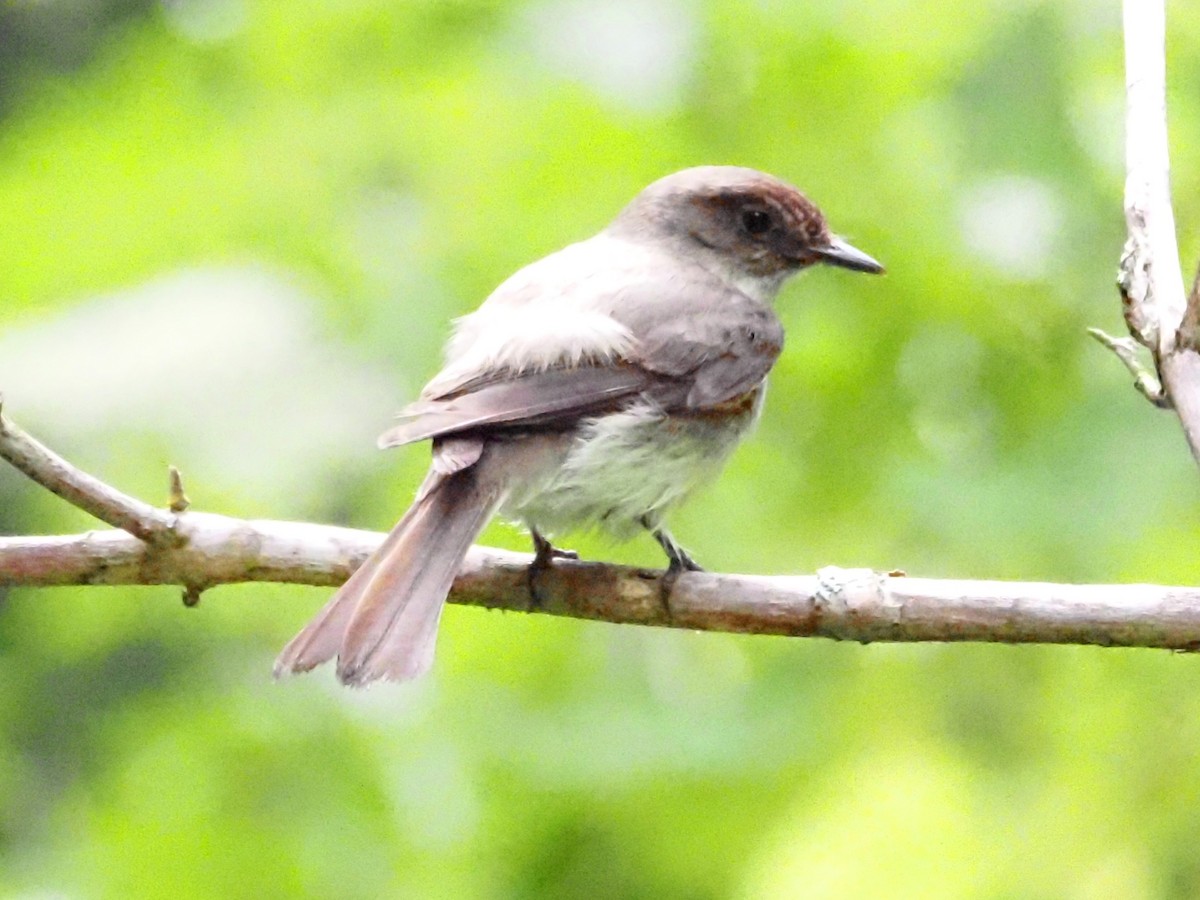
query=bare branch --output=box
[2,523,1200,651]
[0,515,368,589]
[1110,0,1200,463]
[0,400,177,544]
[1087,327,1170,407]
[1120,0,1185,353]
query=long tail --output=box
[274,464,500,685]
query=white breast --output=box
[501,389,766,539]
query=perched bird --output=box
[276,166,883,685]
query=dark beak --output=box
[815,236,885,274]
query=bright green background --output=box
[3,1,1200,897]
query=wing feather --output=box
[377,365,682,448]
[379,279,785,450]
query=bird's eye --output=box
[741,209,773,235]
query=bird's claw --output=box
[527,530,578,610]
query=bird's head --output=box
[610,166,883,292]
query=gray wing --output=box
[377,365,686,448]
[627,296,783,407]
[379,289,783,449]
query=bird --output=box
[275,165,883,685]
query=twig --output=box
[2,524,1200,651]
[0,398,177,544]
[1120,0,1185,352]
[1087,327,1170,407]
[0,516,369,589]
[168,465,191,514]
[1105,0,1200,464]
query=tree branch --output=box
[2,522,1199,649]
[2,406,1200,652]
[1099,0,1200,462]
[0,398,177,545]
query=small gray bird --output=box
[276,166,883,685]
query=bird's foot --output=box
[658,550,704,617]
[527,529,578,610]
[641,517,704,619]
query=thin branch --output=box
[1109,0,1200,463]
[2,523,1200,651]
[0,399,177,544]
[0,516,368,589]
[1087,327,1170,407]
[1120,0,1185,353]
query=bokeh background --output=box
[3,0,1200,896]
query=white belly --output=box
[500,388,765,539]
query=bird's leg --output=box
[641,515,704,616]
[527,528,578,610]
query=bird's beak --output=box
[814,236,885,274]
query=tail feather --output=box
[337,469,499,684]
[272,513,418,677]
[274,465,499,685]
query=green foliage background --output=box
[3,1,1200,896]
